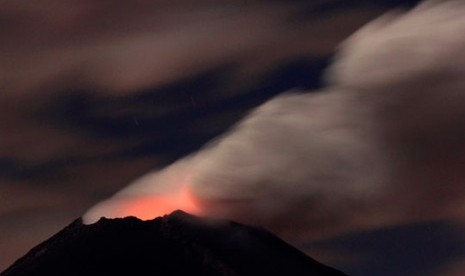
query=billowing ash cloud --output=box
[84,1,465,242]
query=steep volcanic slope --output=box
[1,211,346,276]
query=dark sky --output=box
[3,1,465,275]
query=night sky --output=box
[2,1,464,275]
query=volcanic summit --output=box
[2,211,346,276]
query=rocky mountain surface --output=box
[1,211,346,276]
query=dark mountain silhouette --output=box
[1,210,346,276]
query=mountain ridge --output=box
[2,210,346,276]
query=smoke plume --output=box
[84,1,465,242]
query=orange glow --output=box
[119,185,202,220]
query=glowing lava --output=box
[117,185,202,220]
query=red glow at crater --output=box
[118,185,202,220]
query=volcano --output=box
[2,211,346,276]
